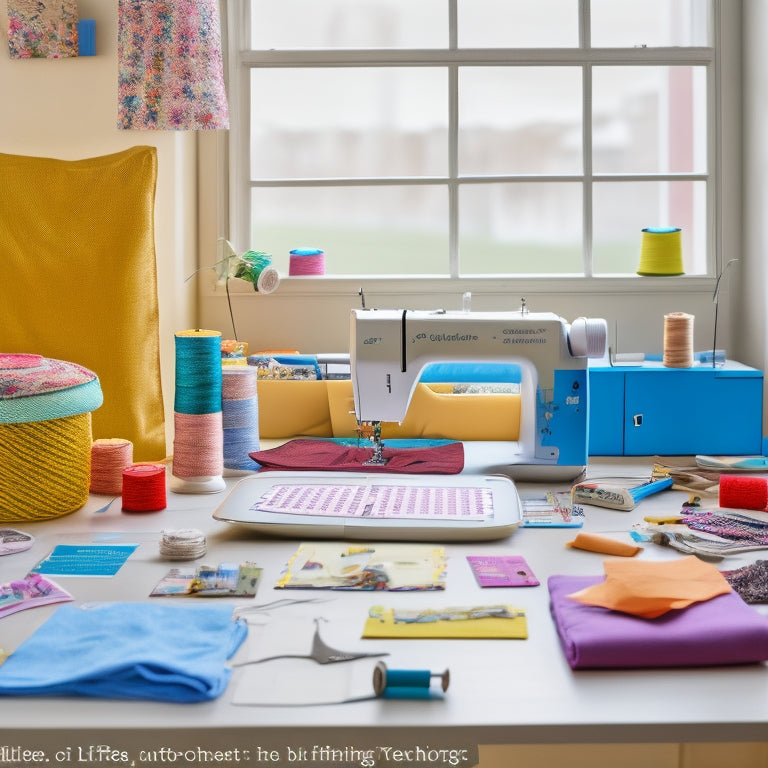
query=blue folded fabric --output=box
[0,602,247,703]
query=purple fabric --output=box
[548,574,768,670]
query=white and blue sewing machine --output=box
[350,306,608,482]
[213,305,607,541]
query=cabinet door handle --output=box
[633,414,643,427]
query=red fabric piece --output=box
[249,439,464,475]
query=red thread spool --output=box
[719,474,768,511]
[122,463,167,513]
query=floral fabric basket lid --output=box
[0,353,103,423]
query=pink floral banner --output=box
[7,0,78,59]
[117,0,229,131]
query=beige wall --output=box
[2,1,765,434]
[0,0,198,450]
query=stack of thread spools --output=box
[171,329,225,494]
[222,365,260,473]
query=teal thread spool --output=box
[174,330,223,415]
[373,661,449,699]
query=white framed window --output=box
[224,0,733,288]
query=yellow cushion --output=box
[0,146,165,461]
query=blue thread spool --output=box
[221,367,260,473]
[373,661,449,700]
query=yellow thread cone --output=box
[637,227,684,276]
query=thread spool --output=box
[373,661,449,700]
[719,474,768,511]
[637,227,684,276]
[222,366,260,474]
[289,248,325,276]
[122,463,167,512]
[233,251,280,294]
[663,312,694,368]
[90,438,134,495]
[159,528,207,560]
[171,330,226,494]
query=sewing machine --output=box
[350,307,608,481]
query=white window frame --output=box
[220,0,740,299]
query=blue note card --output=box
[30,544,138,577]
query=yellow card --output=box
[363,605,528,639]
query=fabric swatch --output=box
[117,0,228,130]
[7,0,78,59]
[0,602,246,702]
[250,438,464,475]
[549,573,768,669]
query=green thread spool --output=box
[637,227,684,276]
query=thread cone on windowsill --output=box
[638,227,684,276]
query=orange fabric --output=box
[566,532,642,557]
[567,556,733,619]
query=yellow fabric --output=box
[567,556,733,619]
[326,380,521,440]
[255,379,522,440]
[0,147,165,460]
[256,380,333,438]
[0,413,91,522]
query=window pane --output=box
[250,68,448,180]
[592,180,706,275]
[459,67,582,175]
[591,0,711,47]
[592,66,707,174]
[459,182,583,275]
[458,0,579,48]
[249,0,447,49]
[251,186,449,276]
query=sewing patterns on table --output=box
[251,483,493,521]
[363,604,528,639]
[29,544,138,577]
[150,562,262,598]
[276,542,446,591]
[0,573,73,618]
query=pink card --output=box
[467,555,539,587]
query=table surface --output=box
[2,452,768,759]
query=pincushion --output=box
[0,353,103,522]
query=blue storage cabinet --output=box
[588,361,764,456]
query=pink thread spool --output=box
[90,438,133,495]
[289,248,325,276]
[719,474,768,511]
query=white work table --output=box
[1,456,767,766]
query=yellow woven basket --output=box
[0,413,93,522]
[0,354,103,523]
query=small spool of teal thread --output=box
[373,661,449,700]
[233,250,280,293]
[174,330,223,415]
